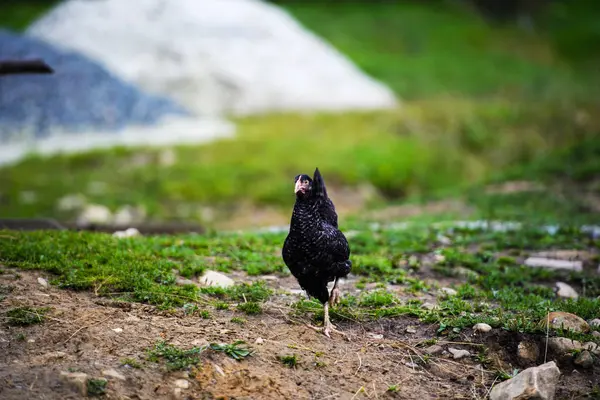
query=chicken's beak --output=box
[294,179,303,194]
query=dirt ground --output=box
[1,268,598,400]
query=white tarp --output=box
[27,0,398,116]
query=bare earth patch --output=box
[1,269,597,400]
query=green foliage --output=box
[208,341,254,361]
[5,306,49,326]
[147,341,203,371]
[237,301,262,315]
[278,354,299,368]
[120,358,142,369]
[87,378,107,396]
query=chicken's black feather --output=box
[282,168,351,304]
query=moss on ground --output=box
[1,220,598,342]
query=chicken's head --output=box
[294,174,312,198]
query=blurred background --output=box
[0,0,599,231]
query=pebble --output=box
[588,319,600,328]
[554,282,578,299]
[439,287,457,296]
[199,270,234,288]
[517,341,539,363]
[472,323,492,333]
[574,350,594,369]
[524,257,583,272]
[254,337,264,344]
[113,227,141,238]
[111,328,123,333]
[541,311,590,333]
[405,326,417,334]
[59,371,89,396]
[421,302,438,310]
[489,361,560,400]
[102,368,126,381]
[37,277,48,287]
[174,379,190,389]
[448,348,470,359]
[425,345,444,355]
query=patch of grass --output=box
[237,301,262,315]
[147,341,203,371]
[208,341,254,361]
[120,358,142,369]
[278,354,299,368]
[5,306,49,326]
[230,316,246,325]
[87,378,107,396]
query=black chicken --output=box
[282,168,352,337]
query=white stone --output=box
[174,379,189,389]
[524,257,583,272]
[57,193,87,212]
[490,361,560,400]
[27,0,398,117]
[113,205,146,226]
[37,277,48,287]
[473,323,492,333]
[113,227,141,238]
[254,337,264,344]
[439,287,457,296]
[589,319,600,328]
[198,270,234,288]
[102,368,126,381]
[111,328,123,333]
[77,204,112,225]
[448,348,470,359]
[554,282,579,299]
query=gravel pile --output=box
[0,29,189,142]
[26,0,398,116]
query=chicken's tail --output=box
[312,167,328,198]
[329,260,352,278]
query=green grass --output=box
[4,306,50,326]
[1,220,599,341]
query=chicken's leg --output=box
[329,277,341,307]
[307,302,347,339]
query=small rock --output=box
[367,333,384,340]
[111,328,123,333]
[176,278,195,286]
[212,363,226,377]
[113,227,141,238]
[255,337,264,344]
[448,348,470,359]
[173,388,182,398]
[421,302,438,310]
[554,282,578,299]
[113,205,146,225]
[191,338,209,347]
[57,194,87,211]
[541,311,590,333]
[405,326,417,334]
[77,204,112,226]
[404,362,419,369]
[102,368,126,381]
[489,361,560,400]
[588,319,600,328]
[524,257,583,272]
[517,341,539,363]
[455,267,480,280]
[60,371,89,396]
[439,287,457,296]
[425,345,444,355]
[37,277,48,287]
[574,350,594,369]
[592,331,600,339]
[546,337,599,356]
[174,379,189,389]
[198,270,234,288]
[473,323,492,333]
[433,254,446,263]
[27,339,35,343]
